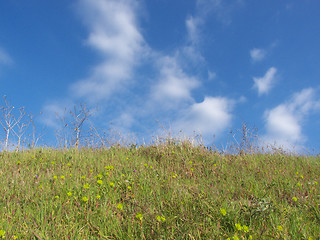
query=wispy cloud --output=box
[196,0,244,25]
[181,15,206,64]
[71,0,146,102]
[253,67,277,96]
[250,48,266,62]
[208,70,216,80]
[41,100,72,128]
[151,56,200,108]
[263,88,320,150]
[186,16,202,46]
[180,0,243,67]
[0,48,13,66]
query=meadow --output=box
[0,140,319,239]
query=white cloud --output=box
[71,0,146,102]
[250,48,266,62]
[173,96,234,142]
[253,67,277,96]
[264,105,302,144]
[263,88,320,150]
[0,48,13,65]
[151,56,200,106]
[289,88,320,114]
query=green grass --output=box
[0,141,319,239]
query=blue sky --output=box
[0,0,320,152]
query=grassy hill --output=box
[0,140,319,239]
